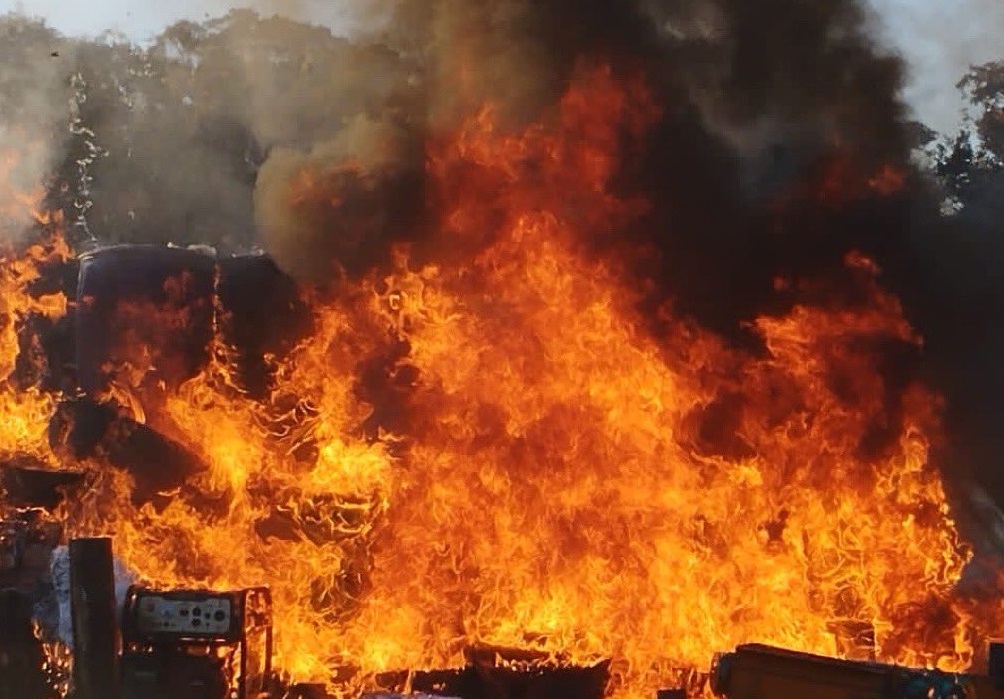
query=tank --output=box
[75,245,216,397]
[216,252,311,398]
[57,246,316,503]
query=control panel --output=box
[131,590,236,638]
[124,586,243,642]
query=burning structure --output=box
[0,0,1003,698]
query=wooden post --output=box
[69,537,120,699]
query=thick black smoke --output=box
[319,0,916,316]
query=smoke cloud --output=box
[254,114,424,281]
[0,16,74,245]
[5,8,420,256]
[245,0,915,288]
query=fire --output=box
[798,152,908,207]
[0,62,1000,699]
[0,232,68,462]
[0,137,58,228]
[868,164,906,196]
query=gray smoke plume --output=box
[242,0,916,284]
[254,113,423,281]
[0,1,944,397]
[0,15,75,245]
[55,9,421,255]
[0,0,922,265]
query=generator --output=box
[120,585,272,699]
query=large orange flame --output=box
[0,63,999,699]
[0,146,68,462]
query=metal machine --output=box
[120,585,272,699]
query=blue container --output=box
[216,252,311,398]
[75,245,216,396]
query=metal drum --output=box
[216,252,311,398]
[75,245,216,397]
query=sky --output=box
[0,0,1001,135]
[866,0,1004,134]
[1,0,362,39]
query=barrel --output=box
[216,252,311,398]
[75,245,216,396]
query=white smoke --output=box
[866,0,1004,133]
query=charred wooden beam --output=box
[365,694,460,699]
[990,642,1004,689]
[48,397,210,508]
[374,668,466,696]
[711,643,996,699]
[0,458,84,510]
[69,537,121,699]
[465,661,611,699]
[463,643,558,668]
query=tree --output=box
[916,61,1004,507]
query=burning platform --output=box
[0,214,1001,696]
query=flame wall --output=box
[0,66,992,699]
